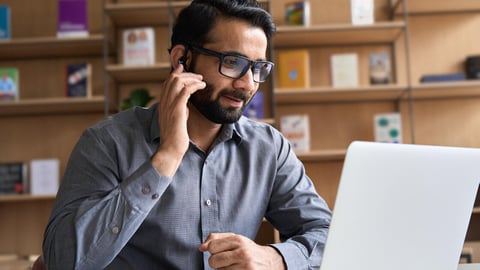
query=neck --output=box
[187,103,222,153]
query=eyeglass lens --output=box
[220,55,273,83]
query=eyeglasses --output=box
[188,44,274,83]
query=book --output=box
[280,114,310,153]
[122,27,155,66]
[369,52,392,84]
[0,68,19,101]
[57,0,89,38]
[243,91,264,119]
[66,63,92,97]
[277,49,310,88]
[285,1,310,26]
[30,159,60,195]
[330,53,359,87]
[420,72,466,83]
[0,162,27,194]
[374,112,402,143]
[0,5,10,40]
[351,0,374,25]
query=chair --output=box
[32,255,46,270]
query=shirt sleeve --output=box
[267,135,332,270]
[43,128,171,269]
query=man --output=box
[43,0,331,269]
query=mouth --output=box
[221,94,244,108]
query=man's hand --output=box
[199,233,286,270]
[151,64,206,177]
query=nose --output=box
[233,67,256,93]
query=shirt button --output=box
[141,184,151,194]
[205,199,212,206]
[152,193,159,200]
[111,226,120,234]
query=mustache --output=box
[219,89,248,102]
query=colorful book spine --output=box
[0,67,19,101]
[280,114,311,153]
[66,63,92,97]
[243,91,264,119]
[420,72,466,83]
[57,0,89,38]
[0,162,27,194]
[369,52,392,84]
[122,27,156,66]
[0,5,10,40]
[285,1,310,26]
[277,49,310,88]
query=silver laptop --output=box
[320,141,480,270]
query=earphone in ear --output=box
[178,56,186,66]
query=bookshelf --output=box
[0,0,106,258]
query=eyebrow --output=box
[223,50,268,62]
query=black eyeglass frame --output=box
[187,44,274,83]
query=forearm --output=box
[43,162,171,269]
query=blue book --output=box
[243,91,264,119]
[0,5,10,40]
[420,72,466,83]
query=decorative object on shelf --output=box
[57,0,89,38]
[0,67,19,101]
[30,159,60,196]
[280,114,310,153]
[277,49,310,88]
[330,53,359,87]
[121,88,154,111]
[65,63,92,98]
[243,91,264,119]
[0,5,10,40]
[466,55,480,79]
[374,112,402,144]
[0,162,27,194]
[350,0,374,25]
[122,27,155,66]
[369,52,391,84]
[420,72,466,83]
[285,1,310,26]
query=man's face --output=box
[189,18,269,124]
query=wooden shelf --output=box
[297,149,346,162]
[407,81,480,100]
[275,85,408,104]
[273,21,406,48]
[0,96,106,116]
[107,63,171,83]
[104,1,191,27]
[0,194,56,203]
[394,0,480,15]
[0,35,105,59]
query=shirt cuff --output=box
[270,242,310,270]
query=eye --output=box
[223,56,241,69]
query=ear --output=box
[170,44,189,69]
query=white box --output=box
[374,113,402,143]
[351,0,374,25]
[30,159,60,195]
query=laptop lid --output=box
[320,141,480,270]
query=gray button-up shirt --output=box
[43,104,331,270]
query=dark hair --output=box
[170,0,276,49]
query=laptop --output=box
[320,141,480,270]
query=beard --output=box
[189,83,250,124]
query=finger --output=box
[199,232,236,252]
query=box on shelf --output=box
[0,67,19,102]
[66,63,92,98]
[277,49,310,88]
[30,159,60,196]
[351,0,374,25]
[374,112,402,144]
[285,1,310,26]
[330,53,359,88]
[0,162,27,194]
[0,5,10,40]
[466,56,480,79]
[420,72,466,83]
[57,0,89,38]
[280,114,310,153]
[122,27,156,66]
[369,52,392,84]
